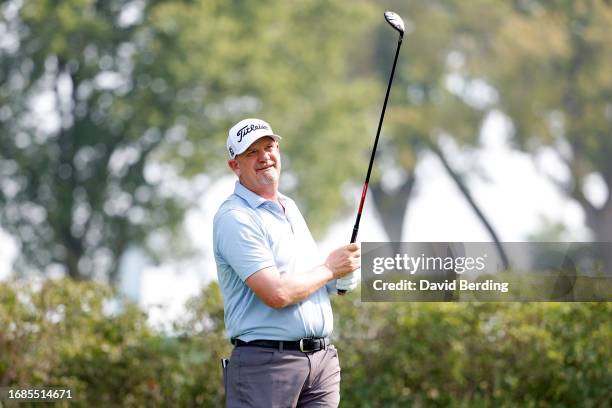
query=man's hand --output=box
[325,243,361,279]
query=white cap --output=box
[227,118,282,159]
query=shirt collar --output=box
[234,181,288,209]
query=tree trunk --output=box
[584,200,612,276]
[108,234,128,286]
[63,237,84,280]
[370,174,416,242]
[428,141,511,271]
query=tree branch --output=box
[427,138,510,270]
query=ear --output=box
[228,159,241,176]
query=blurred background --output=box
[1,0,610,406]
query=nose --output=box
[257,149,270,161]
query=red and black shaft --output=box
[338,30,404,294]
[349,32,403,245]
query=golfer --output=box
[213,118,360,407]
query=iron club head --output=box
[384,11,405,35]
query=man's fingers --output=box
[347,243,360,251]
[325,243,361,277]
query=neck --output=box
[258,186,278,201]
[241,179,279,201]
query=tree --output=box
[0,0,193,282]
[177,0,378,236]
[354,1,509,267]
[461,0,612,271]
[0,0,379,282]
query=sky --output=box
[0,110,601,330]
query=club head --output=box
[384,11,405,35]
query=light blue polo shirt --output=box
[213,181,336,342]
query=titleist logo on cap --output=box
[236,123,269,142]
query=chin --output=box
[258,175,278,185]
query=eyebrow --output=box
[252,143,274,151]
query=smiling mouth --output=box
[257,165,274,172]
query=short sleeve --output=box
[214,209,276,281]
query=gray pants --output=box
[223,344,341,407]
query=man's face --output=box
[229,136,281,193]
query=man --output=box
[213,118,360,407]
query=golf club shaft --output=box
[338,34,403,294]
[351,34,403,244]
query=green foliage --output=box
[165,0,380,235]
[0,0,195,281]
[1,279,610,407]
[333,296,611,407]
[2,0,611,283]
[368,0,489,175]
[0,0,379,282]
[0,279,230,407]
[459,0,612,242]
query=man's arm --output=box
[246,243,360,309]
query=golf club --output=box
[337,11,405,294]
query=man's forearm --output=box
[276,264,335,307]
[245,244,359,309]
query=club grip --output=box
[337,227,360,295]
[336,274,355,295]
